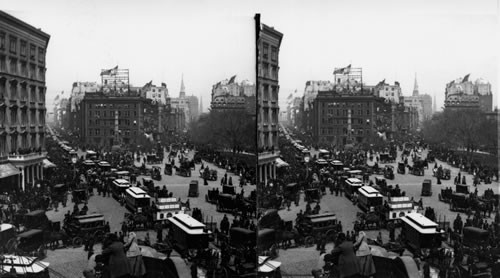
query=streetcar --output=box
[318,149,331,160]
[124,187,151,213]
[386,196,420,221]
[167,214,211,257]
[115,171,131,182]
[154,197,184,223]
[111,179,131,200]
[357,186,383,212]
[344,178,364,200]
[400,212,444,251]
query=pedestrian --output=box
[331,232,360,278]
[354,231,376,278]
[101,234,131,278]
[124,232,146,278]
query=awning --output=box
[258,256,281,273]
[43,159,56,169]
[275,158,289,168]
[0,163,21,179]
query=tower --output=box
[199,95,203,113]
[433,94,437,113]
[412,73,419,96]
[180,74,186,98]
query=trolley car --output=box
[400,213,444,252]
[124,187,151,213]
[344,178,363,200]
[357,186,383,212]
[167,214,211,257]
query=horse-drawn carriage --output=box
[409,161,425,176]
[421,179,432,197]
[11,229,47,258]
[146,154,163,165]
[200,169,217,181]
[63,213,107,246]
[379,153,395,164]
[439,187,453,203]
[304,188,321,203]
[175,166,191,177]
[383,165,395,180]
[216,194,238,213]
[434,167,451,180]
[449,193,470,212]
[188,180,199,197]
[295,213,340,246]
[164,163,173,175]
[397,162,406,174]
[222,185,236,195]
[354,211,384,230]
[205,188,220,204]
[283,183,299,202]
[151,166,162,181]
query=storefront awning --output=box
[0,163,21,179]
[43,159,56,169]
[275,158,289,168]
[258,256,281,273]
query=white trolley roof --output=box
[358,186,382,198]
[401,213,442,234]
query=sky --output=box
[3,0,499,113]
[256,0,499,111]
[3,0,257,113]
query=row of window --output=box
[88,118,136,126]
[321,118,371,125]
[0,32,45,63]
[322,109,371,116]
[324,102,371,108]
[320,128,368,136]
[90,103,137,109]
[0,109,44,126]
[259,63,279,80]
[88,129,137,137]
[0,81,45,102]
[0,55,46,81]
[261,43,278,62]
[90,110,137,118]
[0,135,43,155]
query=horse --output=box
[276,228,301,249]
[44,230,71,250]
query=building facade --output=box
[211,77,255,113]
[81,92,145,148]
[257,21,283,184]
[444,75,492,111]
[312,92,390,147]
[0,11,50,191]
[374,80,401,104]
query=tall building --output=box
[0,11,50,191]
[257,20,283,184]
[81,92,145,148]
[143,83,168,105]
[186,95,199,121]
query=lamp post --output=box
[304,156,310,179]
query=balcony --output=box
[8,151,47,163]
[258,150,280,164]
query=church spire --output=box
[412,73,419,96]
[180,74,186,98]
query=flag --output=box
[395,81,400,87]
[100,65,118,76]
[161,82,167,87]
[54,95,60,101]
[228,75,237,84]
[333,64,351,75]
[287,93,293,100]
[462,74,470,83]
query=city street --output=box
[276,148,499,276]
[42,148,255,277]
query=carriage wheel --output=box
[73,237,83,246]
[305,236,315,246]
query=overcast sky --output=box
[4,0,499,113]
[4,0,256,113]
[257,0,498,111]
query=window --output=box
[0,56,5,72]
[20,40,27,56]
[30,44,36,60]
[0,32,5,50]
[9,36,17,53]
[38,48,45,63]
[271,46,277,61]
[263,43,269,59]
[9,58,17,74]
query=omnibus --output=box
[357,186,383,212]
[111,179,130,200]
[318,149,331,160]
[400,212,444,251]
[346,170,364,180]
[115,171,130,182]
[386,196,419,221]
[344,178,363,200]
[168,214,211,255]
[124,187,151,213]
[154,197,185,223]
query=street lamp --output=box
[304,156,310,179]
